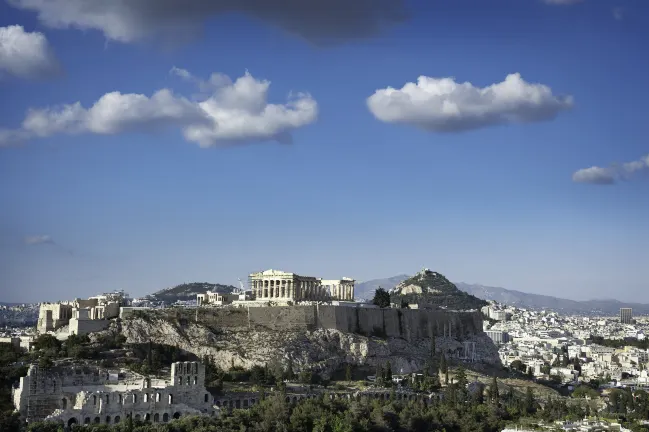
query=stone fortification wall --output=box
[170,306,482,342]
[248,306,317,331]
[315,306,482,341]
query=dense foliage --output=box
[21,376,610,432]
[372,288,391,308]
[590,336,649,350]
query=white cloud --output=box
[0,70,317,148]
[366,73,573,133]
[573,155,649,185]
[24,234,54,245]
[572,167,616,185]
[0,25,60,79]
[7,0,406,45]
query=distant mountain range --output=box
[356,275,649,316]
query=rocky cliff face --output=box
[121,314,500,378]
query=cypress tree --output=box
[385,361,393,384]
[491,374,499,405]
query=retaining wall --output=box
[177,305,483,342]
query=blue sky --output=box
[0,0,647,303]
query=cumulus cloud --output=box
[573,154,649,185]
[0,69,317,148]
[0,25,60,79]
[366,73,573,133]
[7,0,406,45]
[24,234,54,245]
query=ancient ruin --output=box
[12,361,217,426]
[37,291,131,336]
[251,269,354,303]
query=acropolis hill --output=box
[116,268,500,377]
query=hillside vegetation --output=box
[145,282,236,304]
[390,269,487,311]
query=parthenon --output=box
[249,269,355,302]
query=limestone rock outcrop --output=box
[120,311,500,378]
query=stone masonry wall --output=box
[169,306,483,342]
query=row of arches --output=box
[67,412,182,427]
[78,392,176,407]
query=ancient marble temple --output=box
[249,269,355,302]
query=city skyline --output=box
[1,0,647,304]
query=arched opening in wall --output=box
[156,392,161,402]
[94,417,100,424]
[68,418,77,427]
[135,414,141,421]
[235,400,241,409]
[144,393,149,402]
[114,416,120,424]
[106,416,111,424]
[194,376,197,385]
[154,413,159,422]
[61,398,67,409]
[168,394,173,404]
[105,394,109,405]
[186,376,191,385]
[243,400,249,408]
[84,417,90,425]
[173,412,181,419]
[204,394,209,403]
[162,413,169,422]
[285,396,290,403]
[93,395,97,405]
[119,394,123,404]
[215,401,220,406]
[145,413,150,421]
[133,393,138,403]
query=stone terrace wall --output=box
[151,306,482,342]
[248,306,317,331]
